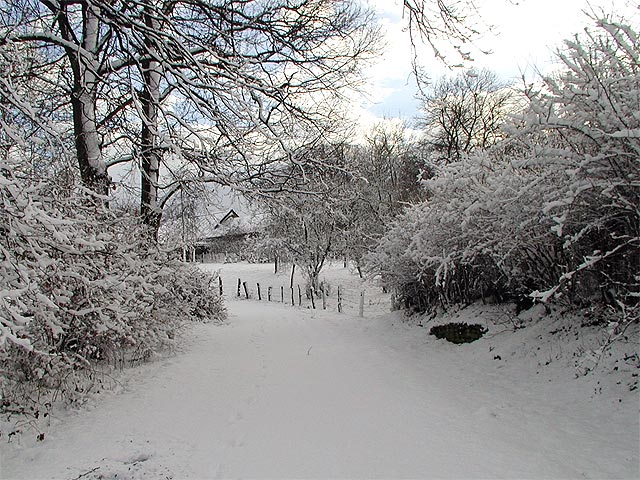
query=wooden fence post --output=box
[237,278,241,297]
[257,283,262,301]
[281,286,284,303]
[243,281,249,299]
[359,291,364,317]
[219,277,223,296]
[337,286,342,313]
[268,286,272,302]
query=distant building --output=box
[157,186,263,262]
[194,208,258,262]
[215,209,240,229]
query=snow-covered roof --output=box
[159,186,263,245]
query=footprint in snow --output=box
[474,406,498,418]
[230,433,247,448]
[227,411,243,424]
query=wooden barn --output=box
[194,208,256,262]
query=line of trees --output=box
[1,0,379,235]
[249,123,426,294]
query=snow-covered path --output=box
[2,265,638,479]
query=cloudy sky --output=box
[357,0,639,126]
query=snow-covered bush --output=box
[369,205,433,312]
[0,162,225,417]
[370,17,639,315]
[518,17,639,306]
[369,149,561,311]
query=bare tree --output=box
[340,122,426,271]
[0,0,507,240]
[257,143,352,292]
[419,68,514,163]
[0,0,379,234]
[402,0,487,65]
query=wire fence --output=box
[216,276,389,317]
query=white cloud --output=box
[358,0,640,125]
[363,0,404,20]
[352,11,418,125]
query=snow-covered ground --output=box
[2,262,638,479]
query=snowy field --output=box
[1,261,638,479]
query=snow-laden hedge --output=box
[0,163,225,416]
[370,18,639,317]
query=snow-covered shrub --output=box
[366,206,428,312]
[369,149,561,311]
[370,17,639,315]
[518,17,639,306]
[0,163,225,418]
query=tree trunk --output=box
[140,8,163,237]
[68,5,110,194]
[307,266,320,296]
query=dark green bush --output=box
[430,323,487,344]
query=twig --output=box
[71,466,100,480]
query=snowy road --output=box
[2,272,638,478]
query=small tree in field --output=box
[257,144,352,293]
